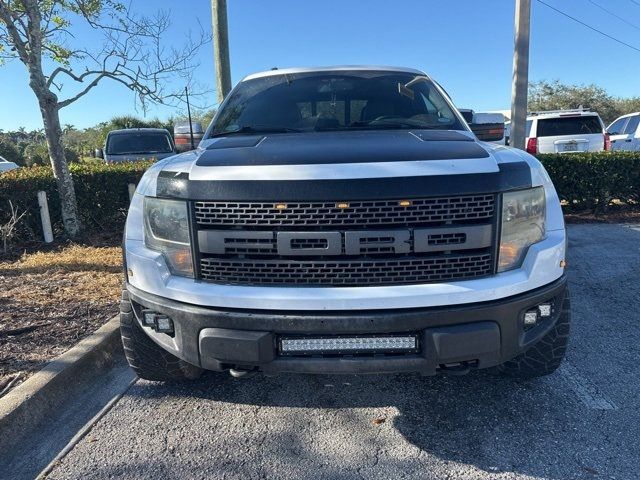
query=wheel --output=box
[120,288,202,381]
[498,290,571,379]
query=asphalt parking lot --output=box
[44,224,640,480]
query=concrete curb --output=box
[0,316,123,453]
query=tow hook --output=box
[229,368,258,379]
[439,361,477,376]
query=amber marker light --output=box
[498,243,520,271]
[275,203,287,210]
[336,202,350,209]
[167,248,193,274]
[399,200,412,207]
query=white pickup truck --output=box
[120,66,569,382]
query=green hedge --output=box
[0,161,153,241]
[1,152,639,243]
[537,152,640,212]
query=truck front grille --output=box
[194,194,495,228]
[199,254,493,286]
[193,194,497,287]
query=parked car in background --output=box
[0,155,18,173]
[95,128,176,163]
[524,109,609,154]
[458,109,506,145]
[174,122,204,153]
[607,112,640,151]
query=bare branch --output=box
[52,9,211,110]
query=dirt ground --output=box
[0,244,122,396]
[564,209,640,224]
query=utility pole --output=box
[510,0,531,151]
[185,86,195,150]
[212,0,232,104]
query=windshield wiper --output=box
[211,125,302,137]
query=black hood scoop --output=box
[196,130,488,167]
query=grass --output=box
[0,244,123,396]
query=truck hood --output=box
[139,129,535,200]
[195,130,489,167]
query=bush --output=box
[537,152,640,212]
[1,152,639,245]
[0,161,153,241]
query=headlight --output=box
[143,197,193,277]
[498,187,545,272]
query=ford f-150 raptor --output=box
[121,66,569,381]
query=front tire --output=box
[498,290,571,379]
[120,288,202,381]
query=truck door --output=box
[608,116,630,151]
[621,115,640,151]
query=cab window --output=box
[607,117,628,135]
[623,115,640,135]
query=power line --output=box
[536,0,640,53]
[587,0,640,31]
[630,0,640,7]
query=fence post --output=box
[128,183,136,203]
[37,191,54,243]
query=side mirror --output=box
[469,113,505,142]
[458,108,474,123]
[94,148,104,159]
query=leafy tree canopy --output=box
[529,80,640,125]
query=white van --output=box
[606,112,640,151]
[524,109,609,154]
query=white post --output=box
[37,191,54,243]
[128,183,137,203]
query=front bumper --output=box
[126,275,568,376]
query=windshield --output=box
[106,132,173,155]
[536,116,603,137]
[210,71,465,136]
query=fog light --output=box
[155,315,174,334]
[524,310,538,327]
[142,310,156,326]
[538,304,552,317]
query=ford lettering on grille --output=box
[197,226,492,257]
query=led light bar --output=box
[279,335,418,355]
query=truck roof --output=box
[243,65,428,81]
[527,109,600,120]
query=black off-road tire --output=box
[498,290,571,379]
[120,288,202,381]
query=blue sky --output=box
[2,0,640,131]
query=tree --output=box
[0,136,20,163]
[0,1,208,237]
[528,80,640,125]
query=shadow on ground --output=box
[118,368,601,480]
